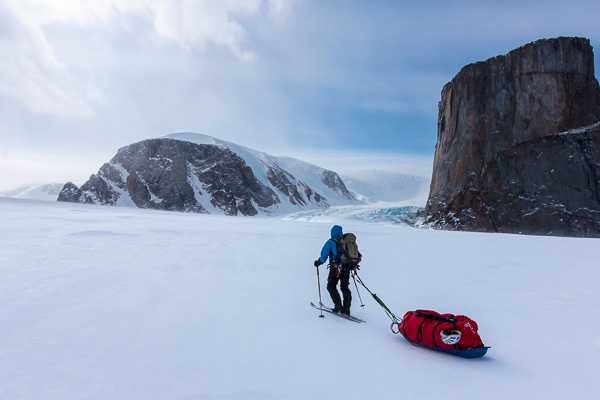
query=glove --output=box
[314,259,321,268]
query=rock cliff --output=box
[426,37,600,236]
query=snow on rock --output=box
[1,197,598,399]
[558,120,600,136]
[186,162,220,214]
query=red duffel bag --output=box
[398,310,484,350]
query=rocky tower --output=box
[426,37,600,237]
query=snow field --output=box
[0,197,598,399]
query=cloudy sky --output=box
[1,0,600,190]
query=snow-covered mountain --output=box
[57,133,357,216]
[0,183,64,202]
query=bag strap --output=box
[415,311,456,324]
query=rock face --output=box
[59,136,356,216]
[426,37,600,237]
[57,182,82,202]
[266,164,323,206]
[321,170,354,199]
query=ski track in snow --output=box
[0,197,598,399]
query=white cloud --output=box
[0,0,293,117]
[148,0,260,60]
[0,2,94,118]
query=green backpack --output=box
[338,233,362,265]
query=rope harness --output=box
[352,271,402,334]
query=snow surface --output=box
[1,197,598,399]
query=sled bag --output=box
[398,310,484,350]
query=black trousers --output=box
[327,264,352,313]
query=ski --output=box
[310,302,366,323]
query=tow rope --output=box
[352,271,402,334]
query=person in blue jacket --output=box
[313,225,352,315]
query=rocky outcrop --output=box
[426,37,600,237]
[56,183,81,202]
[58,136,356,215]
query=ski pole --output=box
[316,265,324,318]
[351,270,365,307]
[354,272,401,323]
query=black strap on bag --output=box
[415,310,456,324]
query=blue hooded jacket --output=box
[317,225,343,265]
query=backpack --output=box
[337,233,362,265]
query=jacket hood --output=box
[330,225,343,239]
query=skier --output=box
[314,225,358,316]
